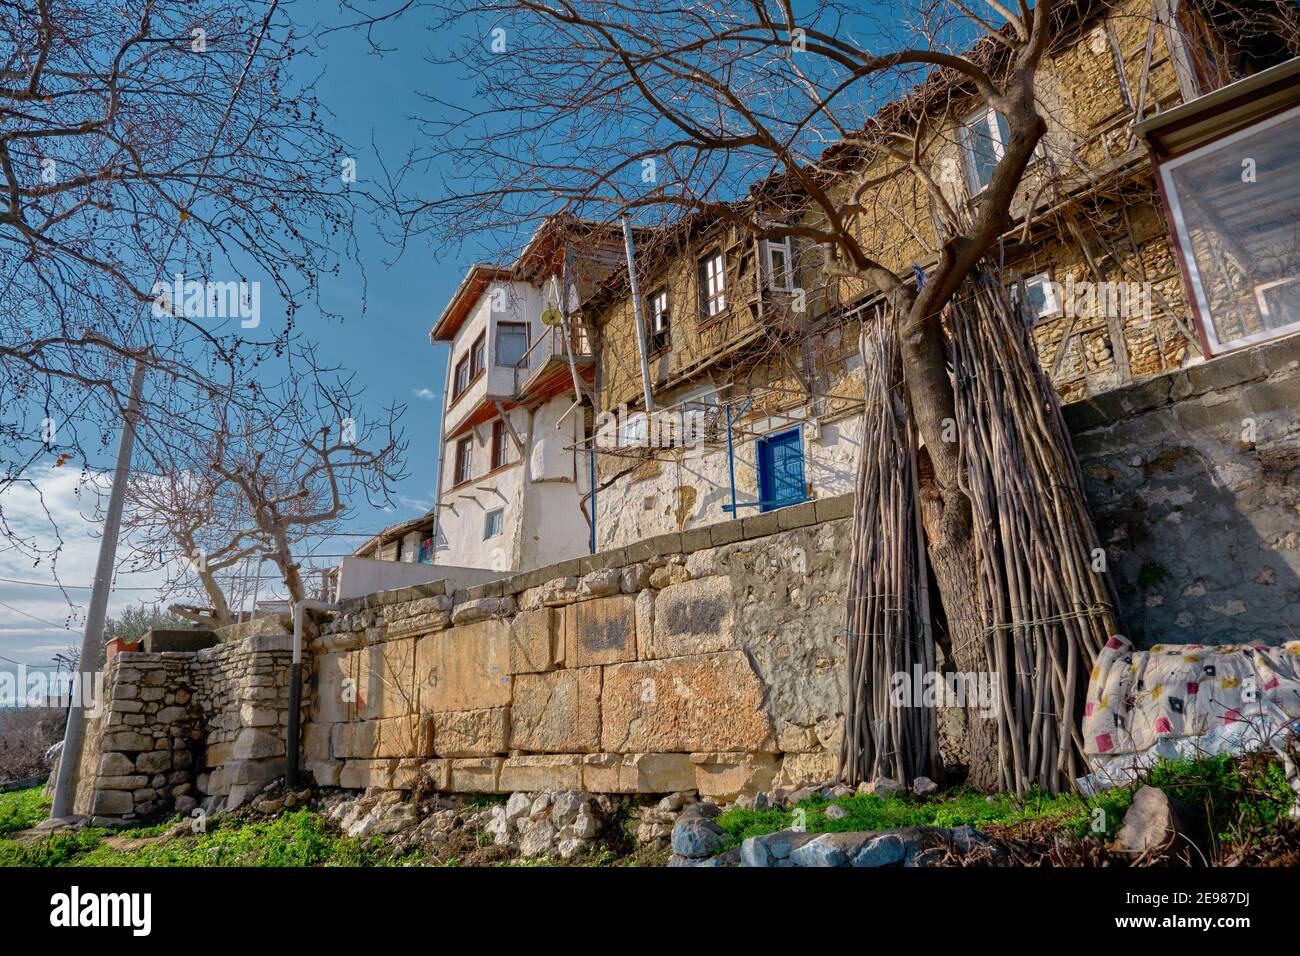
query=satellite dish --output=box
[540,306,564,328]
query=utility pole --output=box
[51,358,147,819]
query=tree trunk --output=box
[913,486,1005,791]
[178,531,233,627]
[195,566,233,627]
[844,272,1114,794]
[897,301,1006,789]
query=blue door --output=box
[757,427,806,512]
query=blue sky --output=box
[0,6,481,673]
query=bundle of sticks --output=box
[839,313,942,787]
[948,270,1120,794]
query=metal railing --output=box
[511,325,592,392]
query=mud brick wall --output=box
[305,495,855,800]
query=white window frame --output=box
[648,289,670,353]
[573,323,592,356]
[960,107,1045,196]
[483,508,504,540]
[1158,102,1300,354]
[765,236,795,291]
[700,250,726,318]
[650,289,670,333]
[619,413,647,447]
[494,320,529,369]
[1019,272,1061,323]
[454,436,473,486]
[961,107,1007,195]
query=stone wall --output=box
[74,632,298,819]
[1065,333,1300,647]
[304,494,854,800]
[71,333,1300,814]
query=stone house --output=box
[576,0,1299,585]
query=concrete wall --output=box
[336,556,504,600]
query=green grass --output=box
[0,799,417,868]
[0,786,51,838]
[713,784,1130,852]
[713,753,1299,856]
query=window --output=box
[1016,272,1061,324]
[618,413,647,447]
[453,355,470,399]
[484,509,504,539]
[454,436,473,486]
[961,107,1011,194]
[698,250,726,318]
[1160,104,1300,352]
[573,323,592,357]
[961,107,1045,195]
[766,237,795,291]
[491,419,509,470]
[648,289,670,352]
[417,536,432,564]
[470,332,486,379]
[496,322,529,368]
[757,427,806,512]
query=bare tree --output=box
[119,465,265,627]
[110,344,406,623]
[0,0,362,574]
[388,0,1138,791]
[204,348,407,611]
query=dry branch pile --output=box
[840,315,941,787]
[948,270,1120,794]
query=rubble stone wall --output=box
[74,633,298,819]
[1065,333,1300,647]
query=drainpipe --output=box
[589,443,597,554]
[287,599,339,790]
[621,215,655,414]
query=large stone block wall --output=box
[304,495,855,800]
[74,633,298,819]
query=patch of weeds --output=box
[462,794,507,809]
[1140,752,1296,850]
[716,785,1127,850]
[4,807,416,868]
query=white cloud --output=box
[0,465,174,669]
[411,387,435,401]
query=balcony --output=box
[511,324,594,400]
